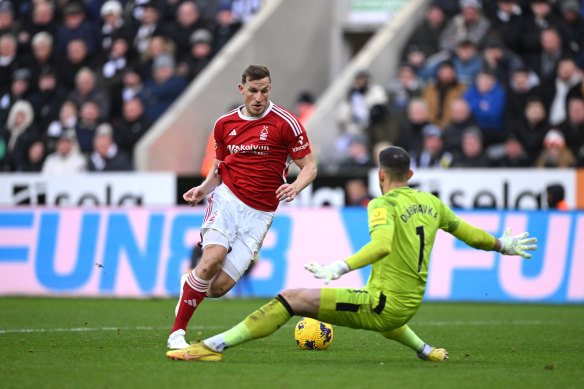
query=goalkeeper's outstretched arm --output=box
[304,229,391,284]
[451,221,538,259]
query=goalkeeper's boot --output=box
[417,346,448,361]
[166,341,223,362]
[167,329,190,350]
[174,273,189,316]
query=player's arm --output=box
[276,153,317,202]
[183,158,223,206]
[304,229,391,284]
[450,220,538,259]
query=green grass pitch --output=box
[1,297,583,389]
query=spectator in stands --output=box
[504,66,541,131]
[133,1,168,56]
[559,97,584,157]
[406,2,446,59]
[528,27,565,83]
[99,0,129,53]
[422,60,466,128]
[0,33,19,92]
[99,33,136,86]
[21,140,45,172]
[177,28,214,81]
[543,56,583,127]
[88,123,133,171]
[439,0,490,52]
[546,184,569,210]
[170,1,208,57]
[99,33,136,113]
[512,97,549,163]
[113,97,151,158]
[481,37,523,87]
[520,0,566,62]
[58,38,95,92]
[75,100,102,154]
[18,0,58,52]
[210,3,242,54]
[0,68,34,125]
[138,53,188,121]
[452,39,483,85]
[29,66,66,133]
[451,126,489,167]
[410,124,453,168]
[21,32,57,87]
[0,1,19,37]
[338,135,375,170]
[337,69,388,146]
[397,98,431,153]
[560,0,584,60]
[487,134,531,167]
[46,100,78,152]
[137,34,171,81]
[403,44,430,81]
[293,91,315,125]
[485,0,523,54]
[1,100,39,171]
[67,67,111,122]
[42,130,87,174]
[345,178,372,207]
[464,68,506,146]
[442,97,478,154]
[386,63,424,143]
[230,0,266,24]
[55,1,98,58]
[535,129,576,167]
[120,67,144,102]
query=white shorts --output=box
[201,183,274,282]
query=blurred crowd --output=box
[0,0,263,173]
[331,0,584,171]
[3,0,584,175]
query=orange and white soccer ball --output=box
[294,317,333,350]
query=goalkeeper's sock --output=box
[204,294,293,352]
[381,325,425,352]
[171,272,209,333]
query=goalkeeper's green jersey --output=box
[364,186,495,310]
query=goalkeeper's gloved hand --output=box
[304,261,350,284]
[498,227,538,259]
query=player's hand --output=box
[304,261,350,284]
[498,227,538,259]
[183,187,205,207]
[276,183,299,202]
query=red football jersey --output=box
[213,102,312,211]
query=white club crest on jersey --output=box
[228,129,237,136]
[260,126,268,140]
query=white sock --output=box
[416,343,434,359]
[204,335,228,352]
[187,272,210,293]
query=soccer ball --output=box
[294,317,333,350]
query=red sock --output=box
[171,273,209,333]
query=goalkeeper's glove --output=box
[304,261,350,284]
[498,227,538,259]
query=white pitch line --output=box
[0,320,545,334]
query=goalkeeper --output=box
[167,146,538,362]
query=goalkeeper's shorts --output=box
[317,287,419,332]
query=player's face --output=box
[239,77,271,117]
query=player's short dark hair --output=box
[241,64,271,84]
[379,146,411,181]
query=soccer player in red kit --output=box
[167,64,318,349]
